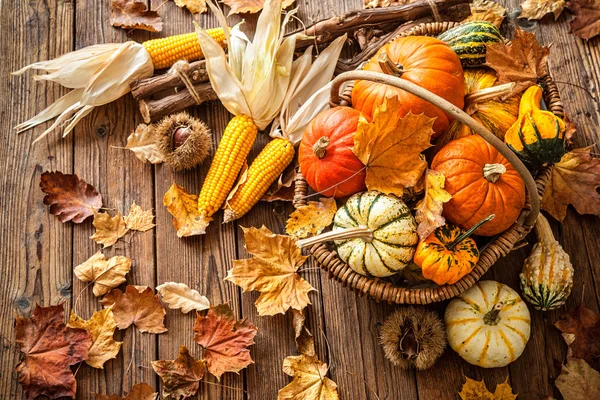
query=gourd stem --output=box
[447,214,495,250]
[464,82,516,107]
[296,227,374,249]
[312,136,330,159]
[534,213,555,246]
[377,52,404,77]
[483,163,507,183]
[483,302,504,326]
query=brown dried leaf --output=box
[292,309,315,357]
[95,383,158,400]
[225,226,315,316]
[464,0,506,27]
[193,303,258,379]
[564,113,577,146]
[156,282,210,314]
[125,202,155,232]
[174,0,207,14]
[415,169,452,240]
[16,304,92,400]
[152,345,206,398]
[40,171,102,223]
[352,96,434,197]
[163,182,205,237]
[110,0,163,32]
[485,28,550,97]
[68,308,122,369]
[74,252,132,297]
[520,0,566,20]
[126,124,163,164]
[285,198,337,239]
[555,357,600,400]
[542,147,600,221]
[278,354,339,400]
[555,304,600,362]
[100,286,167,334]
[222,0,295,16]
[458,376,517,400]
[567,0,600,40]
[91,211,129,248]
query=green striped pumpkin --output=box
[333,191,418,277]
[438,21,503,68]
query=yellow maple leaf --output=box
[74,252,132,297]
[415,169,452,240]
[285,198,337,239]
[124,202,155,232]
[352,96,434,197]
[90,211,129,248]
[458,376,517,400]
[519,0,565,20]
[278,354,338,400]
[225,226,315,316]
[163,182,205,237]
[68,308,122,369]
[464,0,506,27]
[174,0,207,14]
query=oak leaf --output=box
[68,308,122,369]
[458,377,516,400]
[352,96,434,197]
[163,183,205,237]
[485,28,550,97]
[285,198,337,239]
[222,0,295,16]
[278,354,339,400]
[555,357,600,400]
[95,383,158,400]
[152,345,206,399]
[174,0,207,14]
[110,0,163,32]
[225,226,315,316]
[415,169,452,240]
[541,147,600,221]
[40,171,102,223]
[464,0,506,27]
[125,124,163,164]
[520,0,566,20]
[16,304,92,400]
[91,212,129,248]
[100,286,168,334]
[555,304,600,362]
[74,252,132,297]
[156,282,210,313]
[125,202,155,232]
[567,0,600,40]
[193,303,258,379]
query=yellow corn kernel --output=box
[223,138,295,222]
[142,28,227,70]
[198,115,258,218]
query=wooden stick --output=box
[138,82,217,123]
[130,60,209,100]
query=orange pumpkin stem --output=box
[296,226,373,248]
[377,52,404,77]
[483,163,506,183]
[312,136,330,159]
[446,214,495,250]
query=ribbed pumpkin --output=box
[333,191,418,277]
[299,107,366,198]
[438,21,503,68]
[445,280,531,368]
[505,85,566,169]
[520,214,574,311]
[431,135,526,236]
[351,36,465,135]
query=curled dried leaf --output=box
[174,0,207,14]
[415,169,452,240]
[519,0,566,20]
[163,183,207,237]
[152,345,206,399]
[464,0,506,27]
[222,0,295,15]
[40,171,102,223]
[125,124,163,164]
[554,304,600,362]
[110,0,163,32]
[156,282,210,314]
[567,0,600,40]
[285,197,337,239]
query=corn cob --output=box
[223,138,295,222]
[198,115,258,222]
[143,28,227,70]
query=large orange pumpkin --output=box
[299,107,366,198]
[431,135,526,236]
[352,36,465,136]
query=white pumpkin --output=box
[333,191,418,277]
[445,280,531,368]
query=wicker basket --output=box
[293,22,564,305]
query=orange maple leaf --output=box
[100,286,167,334]
[152,346,206,398]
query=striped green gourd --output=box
[438,21,503,68]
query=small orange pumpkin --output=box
[431,135,526,236]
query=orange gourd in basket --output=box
[351,36,465,136]
[431,135,526,237]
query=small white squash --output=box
[445,280,531,368]
[333,191,418,277]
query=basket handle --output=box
[330,68,540,227]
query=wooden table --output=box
[1,1,599,399]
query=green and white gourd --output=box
[438,21,504,68]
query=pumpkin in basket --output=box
[351,35,465,136]
[299,107,366,198]
[431,135,526,236]
[445,280,531,368]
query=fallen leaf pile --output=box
[567,0,600,40]
[152,345,206,399]
[464,0,506,26]
[555,303,600,362]
[458,376,516,400]
[164,182,205,237]
[222,0,295,15]
[95,383,158,400]
[40,171,102,223]
[415,169,452,240]
[157,282,210,313]
[101,285,168,334]
[555,357,600,399]
[285,197,337,239]
[110,0,163,32]
[68,308,122,369]
[519,0,565,20]
[75,252,133,296]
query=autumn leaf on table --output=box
[110,0,163,32]
[554,304,600,362]
[222,0,295,16]
[225,226,315,316]
[567,0,600,40]
[40,171,102,223]
[125,124,163,164]
[485,28,550,98]
[519,0,566,20]
[68,308,122,369]
[555,357,600,400]
[16,304,92,400]
[292,309,315,357]
[278,354,339,400]
[352,96,434,197]
[285,198,337,239]
[100,286,167,334]
[74,252,132,297]
[91,211,129,248]
[152,345,206,399]
[193,304,257,379]
[541,147,600,221]
[174,0,207,14]
[164,182,205,237]
[415,169,452,240]
[458,377,516,400]
[156,282,210,314]
[463,0,506,27]
[125,202,155,232]
[95,383,158,400]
